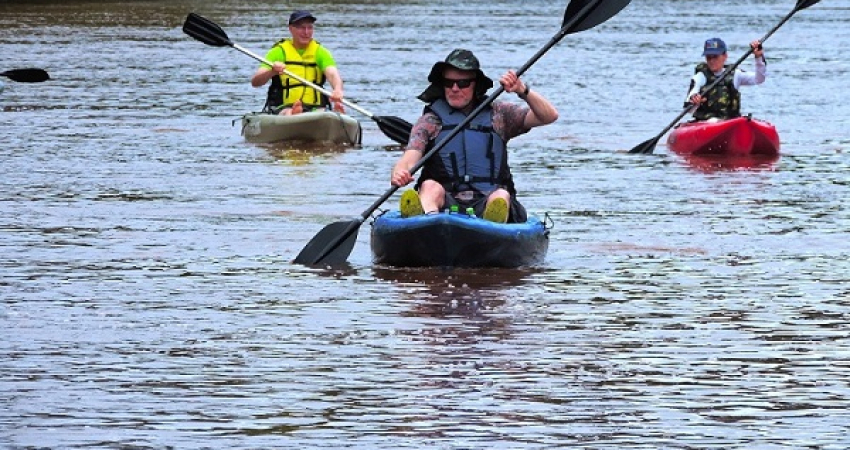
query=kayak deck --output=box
[240,111,362,145]
[370,210,549,268]
[667,116,780,156]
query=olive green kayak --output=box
[240,111,362,145]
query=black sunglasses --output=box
[442,78,475,89]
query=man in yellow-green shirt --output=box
[250,10,344,115]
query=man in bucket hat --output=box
[250,9,345,115]
[685,37,767,121]
[390,49,558,223]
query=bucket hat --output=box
[418,49,494,103]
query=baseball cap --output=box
[289,10,317,25]
[702,37,727,56]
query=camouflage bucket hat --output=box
[418,48,494,102]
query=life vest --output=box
[416,99,515,195]
[264,39,328,112]
[690,63,741,121]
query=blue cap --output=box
[702,38,727,56]
[288,10,316,25]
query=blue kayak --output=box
[370,210,549,268]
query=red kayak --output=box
[666,116,780,157]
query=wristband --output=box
[519,83,530,99]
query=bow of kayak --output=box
[370,210,550,268]
[240,111,362,145]
[667,116,780,157]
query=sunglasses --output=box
[705,54,723,60]
[442,78,475,89]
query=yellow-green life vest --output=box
[267,39,327,109]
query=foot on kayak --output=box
[483,198,509,223]
[400,190,424,218]
[290,100,304,115]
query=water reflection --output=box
[679,153,781,173]
[373,266,537,292]
[372,267,533,406]
[373,267,538,327]
[258,140,353,165]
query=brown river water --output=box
[2,0,850,448]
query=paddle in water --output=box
[1,68,50,83]
[293,0,632,266]
[182,13,412,145]
[628,0,821,155]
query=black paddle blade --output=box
[563,0,632,33]
[294,220,361,266]
[0,68,50,83]
[182,13,234,47]
[627,136,660,155]
[797,0,821,10]
[375,116,413,145]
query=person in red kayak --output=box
[390,49,558,224]
[686,37,766,121]
[250,10,345,116]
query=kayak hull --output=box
[240,111,362,145]
[667,116,780,157]
[370,211,549,268]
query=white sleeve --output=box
[687,72,707,99]
[734,56,767,88]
